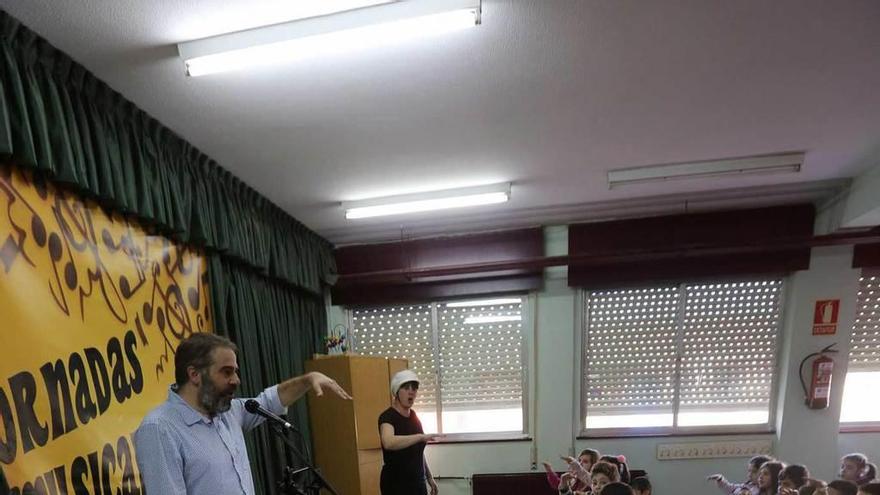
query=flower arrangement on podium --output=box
[324,325,350,355]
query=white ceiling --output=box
[2,0,879,245]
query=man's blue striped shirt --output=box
[134,385,286,495]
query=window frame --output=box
[348,295,533,442]
[575,277,787,438]
[839,269,880,431]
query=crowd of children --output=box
[708,453,878,495]
[541,449,649,495]
[540,450,879,495]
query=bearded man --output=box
[134,333,350,494]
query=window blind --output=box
[679,281,782,416]
[351,304,438,409]
[583,279,784,430]
[437,300,524,410]
[351,297,527,425]
[584,287,680,417]
[850,273,880,372]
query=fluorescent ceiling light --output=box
[178,0,481,76]
[446,298,522,307]
[464,315,522,324]
[344,183,510,219]
[607,152,804,188]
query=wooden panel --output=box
[333,228,544,306]
[853,241,880,268]
[358,449,383,495]
[568,204,815,288]
[333,275,541,306]
[336,228,543,274]
[306,356,360,495]
[350,357,392,450]
[306,356,410,495]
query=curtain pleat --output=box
[210,255,324,494]
[0,10,336,294]
[1,9,333,494]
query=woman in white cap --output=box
[378,369,442,495]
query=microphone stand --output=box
[266,421,340,495]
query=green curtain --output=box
[0,10,335,295]
[210,255,326,494]
[0,9,333,495]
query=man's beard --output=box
[198,371,235,416]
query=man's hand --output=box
[307,372,351,399]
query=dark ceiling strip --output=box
[336,230,880,284]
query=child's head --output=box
[630,476,652,495]
[858,482,880,495]
[799,478,827,495]
[590,461,621,494]
[599,454,630,484]
[828,480,859,495]
[780,465,811,490]
[757,461,785,494]
[600,482,634,495]
[579,448,601,471]
[748,455,775,483]
[841,454,877,484]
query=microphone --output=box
[245,399,293,430]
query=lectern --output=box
[305,355,408,495]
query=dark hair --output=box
[844,453,878,485]
[591,461,621,484]
[599,455,630,484]
[781,465,811,489]
[799,479,827,495]
[600,482,634,495]
[579,448,601,466]
[750,455,775,470]
[630,476,652,493]
[828,480,859,495]
[859,482,880,495]
[759,461,785,495]
[174,333,238,387]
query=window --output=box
[841,272,880,424]
[351,297,527,437]
[581,279,784,434]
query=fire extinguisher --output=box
[799,343,838,409]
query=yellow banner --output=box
[0,164,212,494]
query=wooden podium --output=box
[305,355,408,495]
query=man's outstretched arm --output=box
[277,371,351,406]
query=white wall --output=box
[329,232,878,495]
[774,246,861,481]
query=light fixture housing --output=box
[178,0,481,76]
[607,152,804,188]
[343,182,510,219]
